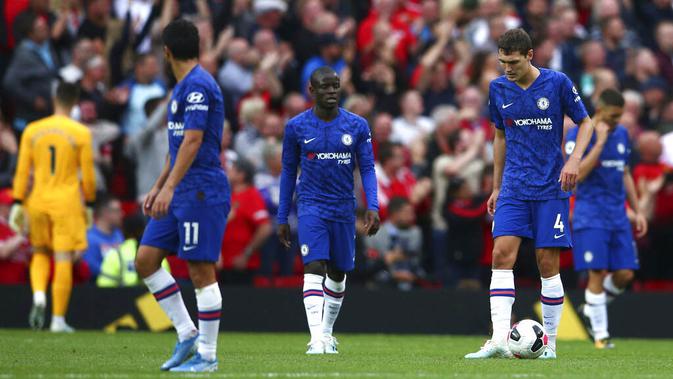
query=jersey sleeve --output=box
[564,126,579,157]
[12,128,33,202]
[488,82,505,130]
[356,118,379,211]
[278,120,300,225]
[182,85,210,131]
[560,74,588,124]
[79,129,96,203]
[249,191,271,227]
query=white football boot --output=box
[323,335,339,354]
[464,340,513,359]
[306,339,325,355]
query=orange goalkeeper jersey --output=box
[13,115,96,211]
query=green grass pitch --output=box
[1,330,673,378]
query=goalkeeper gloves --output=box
[85,206,94,229]
[9,203,26,234]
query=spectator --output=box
[256,142,296,279]
[79,55,126,122]
[0,112,18,188]
[217,38,256,106]
[78,0,109,44]
[234,96,267,169]
[654,21,673,88]
[0,188,30,284]
[59,38,95,83]
[220,159,273,282]
[79,99,120,192]
[391,90,435,144]
[300,33,346,96]
[82,195,124,281]
[282,92,307,120]
[125,96,168,200]
[119,54,165,136]
[442,177,488,289]
[3,13,58,132]
[365,197,424,291]
[371,112,393,160]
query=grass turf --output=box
[1,330,672,378]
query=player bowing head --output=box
[496,28,534,84]
[135,18,229,373]
[278,67,380,355]
[466,28,596,360]
[594,88,625,130]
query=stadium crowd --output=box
[1,0,673,290]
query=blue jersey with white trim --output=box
[566,125,631,230]
[489,68,588,200]
[167,65,229,207]
[278,108,378,224]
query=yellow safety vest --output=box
[97,239,170,287]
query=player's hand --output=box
[634,212,648,238]
[559,155,580,192]
[143,187,161,216]
[232,254,249,270]
[8,204,26,234]
[278,224,292,249]
[151,187,174,219]
[85,206,94,229]
[364,210,380,236]
[487,189,500,216]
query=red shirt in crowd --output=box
[220,186,270,270]
[0,220,30,284]
[633,162,673,224]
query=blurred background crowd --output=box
[1,0,673,291]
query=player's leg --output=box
[573,228,612,346]
[466,197,530,359]
[27,207,52,330]
[604,228,639,304]
[136,214,198,370]
[320,220,355,353]
[169,204,228,372]
[298,215,330,354]
[532,198,572,358]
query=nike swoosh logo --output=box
[183,246,197,251]
[304,138,316,144]
[502,103,514,109]
[554,234,565,239]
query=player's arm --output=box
[576,122,608,183]
[143,154,171,215]
[151,129,203,218]
[356,121,380,236]
[624,166,648,238]
[559,75,593,191]
[277,121,299,248]
[9,129,33,233]
[488,128,505,215]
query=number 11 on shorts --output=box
[183,222,199,246]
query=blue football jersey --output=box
[489,68,588,200]
[566,125,631,230]
[278,108,378,224]
[167,65,229,207]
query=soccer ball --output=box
[508,319,548,359]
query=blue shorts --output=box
[140,203,229,262]
[297,215,356,272]
[492,197,572,249]
[572,227,639,271]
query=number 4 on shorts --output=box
[554,213,564,233]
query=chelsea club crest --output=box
[342,134,353,146]
[170,100,178,114]
[537,97,550,110]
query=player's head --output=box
[162,19,200,63]
[53,81,80,110]
[497,28,533,82]
[309,67,340,110]
[596,89,625,129]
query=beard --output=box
[163,58,177,89]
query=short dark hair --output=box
[378,142,401,165]
[134,53,155,67]
[388,197,410,215]
[55,81,80,108]
[310,66,338,87]
[233,158,256,184]
[598,89,625,108]
[162,19,200,60]
[94,193,117,216]
[497,28,532,56]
